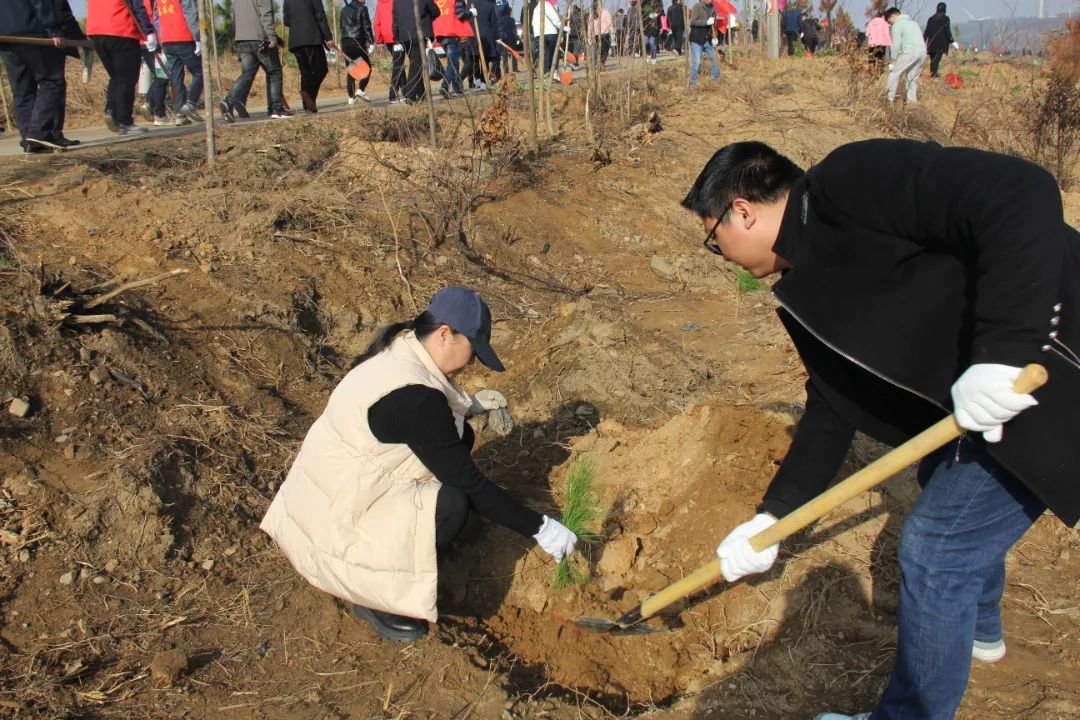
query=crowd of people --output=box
[1,0,961,151]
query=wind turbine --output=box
[963,8,993,50]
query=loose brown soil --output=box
[1,52,1078,720]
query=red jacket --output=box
[87,0,154,39]
[373,0,394,43]
[432,0,473,38]
[154,0,198,43]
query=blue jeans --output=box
[645,33,658,59]
[163,41,203,113]
[227,40,285,114]
[689,41,719,85]
[439,37,464,94]
[870,439,1045,720]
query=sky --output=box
[64,0,1077,24]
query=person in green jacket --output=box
[884,7,926,103]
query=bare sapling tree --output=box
[522,4,540,151]
[197,0,217,166]
[413,0,438,145]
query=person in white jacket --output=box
[261,287,578,643]
[532,0,563,75]
[884,6,927,103]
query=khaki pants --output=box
[886,51,926,102]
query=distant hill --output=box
[953,14,1070,52]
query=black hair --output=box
[884,7,901,20]
[936,2,946,13]
[350,310,455,368]
[681,141,804,220]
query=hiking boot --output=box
[104,113,119,133]
[350,604,428,643]
[219,99,236,123]
[180,104,203,122]
[972,638,1006,663]
[270,109,295,119]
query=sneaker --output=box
[104,113,119,133]
[476,81,487,91]
[812,714,871,720]
[173,115,192,126]
[26,137,63,150]
[347,95,357,105]
[219,99,236,123]
[349,604,428,643]
[972,638,1006,663]
[22,143,49,154]
[357,90,369,100]
[180,104,203,122]
[117,124,149,135]
[439,87,451,99]
[56,136,81,148]
[270,109,295,119]
[152,116,169,126]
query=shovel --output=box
[576,363,1048,637]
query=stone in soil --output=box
[150,649,189,687]
[8,398,30,417]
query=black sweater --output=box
[368,384,543,537]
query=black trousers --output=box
[0,42,67,144]
[402,40,426,101]
[292,44,328,109]
[929,51,944,77]
[434,423,476,550]
[341,37,370,94]
[671,29,684,54]
[784,30,798,56]
[92,35,142,126]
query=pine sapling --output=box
[553,458,602,588]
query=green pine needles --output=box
[553,459,602,589]
[736,269,763,293]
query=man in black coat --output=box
[0,0,78,151]
[683,139,1078,720]
[470,0,499,82]
[393,0,440,102]
[283,0,337,112]
[923,2,955,78]
[340,0,375,101]
[666,0,685,55]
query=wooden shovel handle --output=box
[637,363,1047,621]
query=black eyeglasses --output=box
[703,203,733,256]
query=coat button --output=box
[1042,344,1052,351]
[1049,330,1058,339]
[1050,316,1060,326]
[1053,303,1062,312]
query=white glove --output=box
[368,44,376,54]
[951,41,959,50]
[951,363,1038,443]
[706,17,714,25]
[393,43,404,51]
[471,389,508,413]
[194,40,201,55]
[710,38,718,46]
[888,62,894,69]
[716,513,778,582]
[533,516,578,561]
[470,6,478,15]
[145,33,158,52]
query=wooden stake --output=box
[0,65,13,133]
[207,0,224,97]
[521,1,539,151]
[412,0,437,146]
[197,0,216,167]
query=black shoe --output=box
[56,136,81,148]
[219,99,236,123]
[234,100,251,119]
[26,137,63,151]
[300,90,317,113]
[22,143,48,154]
[349,604,428,643]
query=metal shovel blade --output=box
[573,616,665,636]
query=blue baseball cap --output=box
[426,286,505,372]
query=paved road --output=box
[0,54,684,158]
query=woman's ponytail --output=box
[349,311,445,369]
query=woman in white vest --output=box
[261,287,578,642]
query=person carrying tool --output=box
[0,0,80,151]
[682,139,1078,720]
[392,0,440,104]
[261,287,578,643]
[340,0,374,103]
[372,0,406,103]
